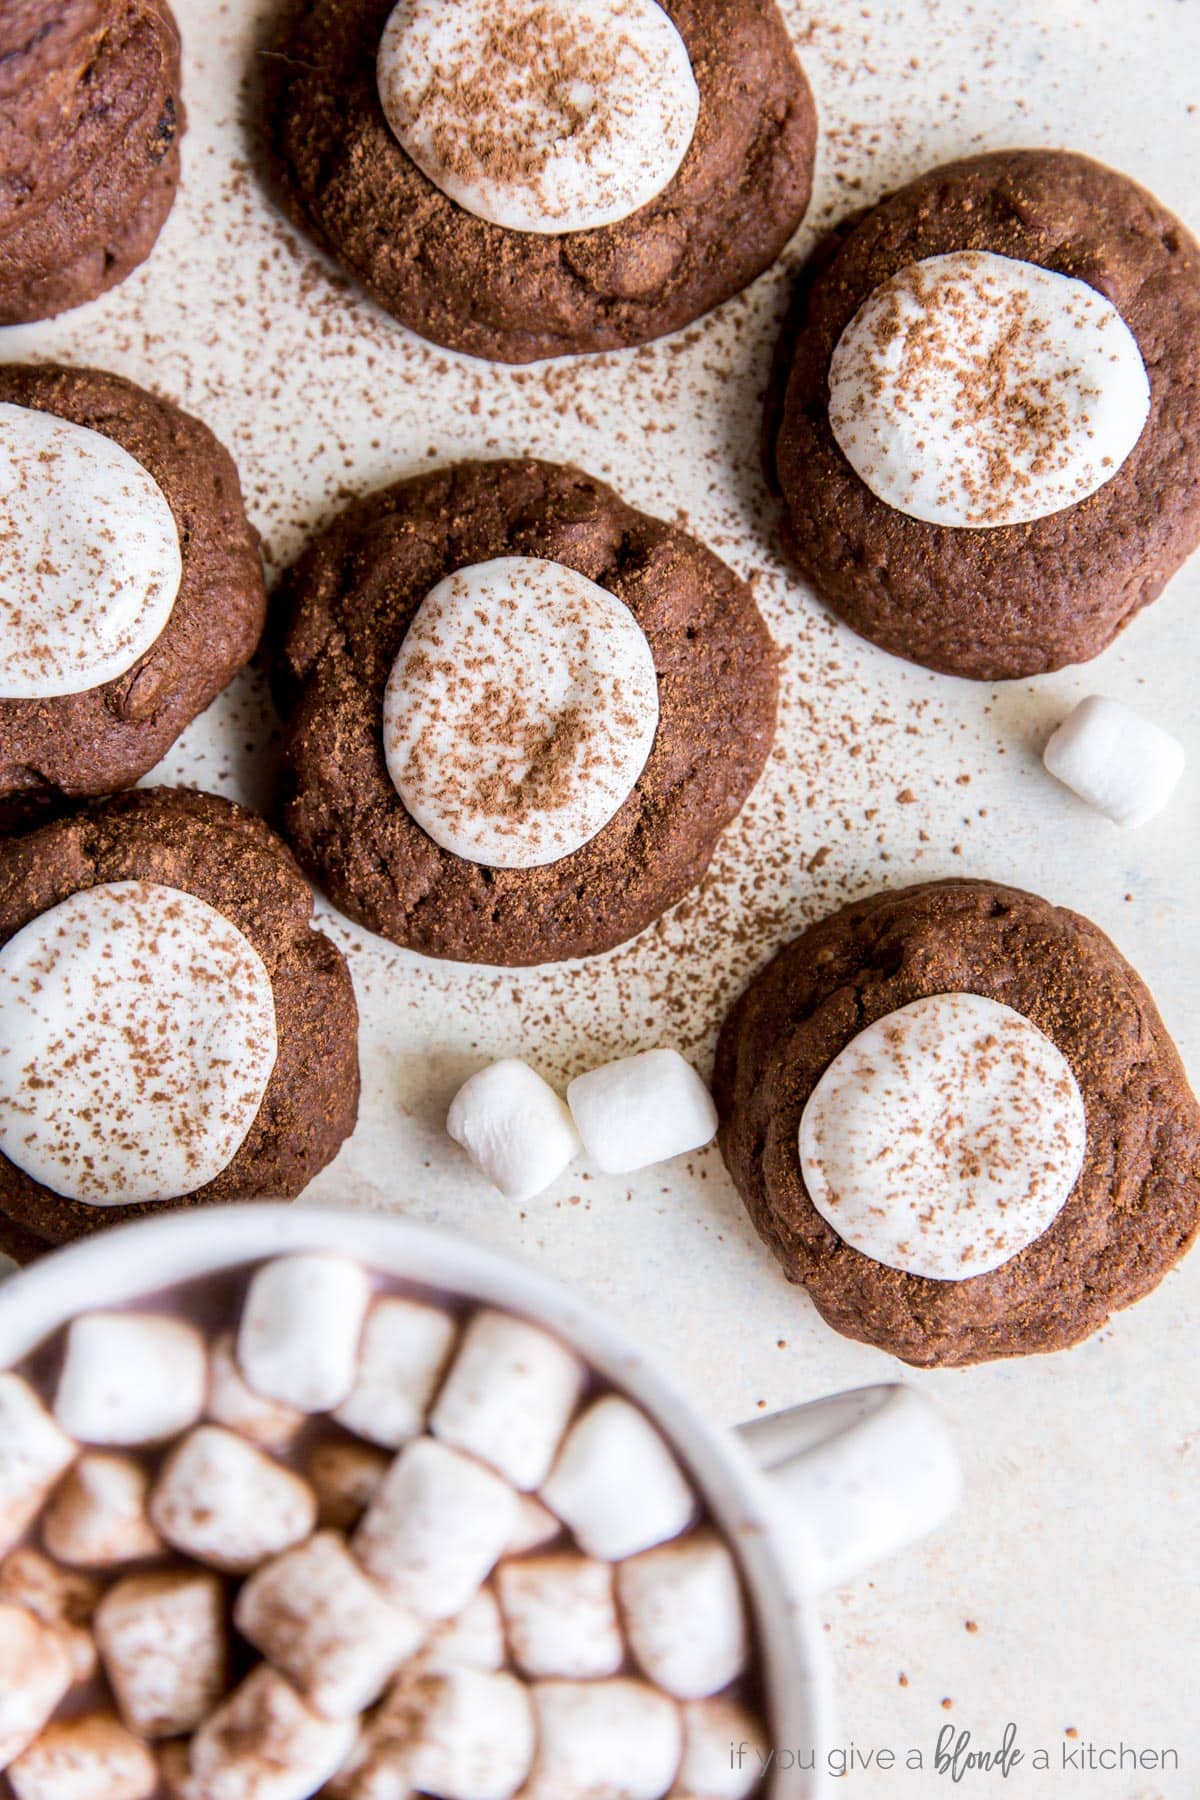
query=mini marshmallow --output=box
[41,1452,163,1568]
[354,1436,517,1619]
[0,1373,76,1553]
[431,1309,583,1490]
[0,1603,73,1770]
[149,1426,316,1573]
[306,1440,390,1531]
[1043,695,1185,827]
[237,1254,372,1412]
[369,1668,534,1800]
[522,1679,682,1800]
[417,1586,506,1674]
[334,1297,457,1448]
[617,1531,747,1700]
[496,1552,623,1679]
[446,1061,580,1202]
[541,1396,695,1561]
[184,1665,357,1800]
[54,1314,207,1446]
[236,1531,426,1719]
[207,1333,305,1449]
[505,1495,562,1558]
[94,1569,228,1739]
[675,1697,769,1800]
[7,1711,157,1800]
[0,1549,101,1685]
[567,1050,718,1175]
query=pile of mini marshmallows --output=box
[0,1253,765,1800]
[447,1049,720,1203]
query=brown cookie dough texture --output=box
[273,458,780,965]
[0,788,361,1259]
[0,0,184,324]
[768,150,1200,679]
[0,362,267,827]
[714,879,1200,1367]
[263,0,817,361]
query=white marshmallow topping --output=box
[383,556,659,868]
[0,881,277,1206]
[377,0,699,235]
[799,992,1087,1280]
[0,404,182,699]
[828,251,1150,528]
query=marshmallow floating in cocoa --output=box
[235,1531,426,1720]
[540,1396,695,1561]
[496,1552,624,1680]
[334,1295,457,1449]
[354,1437,517,1620]
[207,1333,305,1450]
[41,1454,163,1570]
[184,1665,357,1800]
[0,1603,74,1771]
[149,1426,316,1573]
[54,1314,207,1447]
[676,1696,769,1799]
[431,1308,583,1490]
[94,1570,228,1740]
[521,1678,682,1800]
[237,1254,371,1413]
[7,1710,157,1800]
[0,1374,77,1555]
[617,1530,748,1699]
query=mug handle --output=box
[736,1384,961,1594]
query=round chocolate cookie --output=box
[714,879,1200,1366]
[272,458,779,964]
[0,787,360,1259]
[0,0,184,324]
[262,0,817,362]
[767,150,1200,679]
[0,362,267,827]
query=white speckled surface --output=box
[2,0,1198,1792]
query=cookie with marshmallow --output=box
[0,363,264,822]
[265,0,816,361]
[273,459,778,964]
[0,2,183,326]
[769,148,1200,678]
[715,878,1200,1365]
[0,788,359,1258]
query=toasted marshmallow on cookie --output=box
[828,251,1150,527]
[799,992,1088,1280]
[0,882,277,1208]
[383,557,659,869]
[0,405,182,700]
[376,0,699,235]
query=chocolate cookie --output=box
[0,0,184,324]
[272,458,779,964]
[767,150,1200,679]
[0,362,266,827]
[714,879,1200,1366]
[0,788,360,1259]
[262,0,817,362]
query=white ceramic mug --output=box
[0,1203,961,1798]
